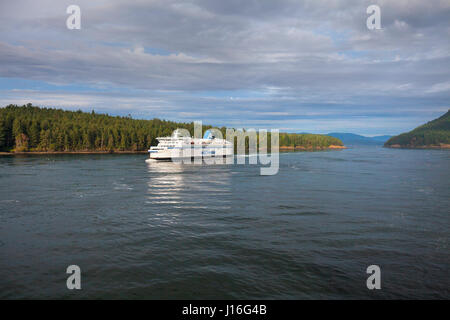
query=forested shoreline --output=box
[384,110,450,148]
[0,104,343,153]
[0,104,202,152]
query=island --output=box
[278,133,345,151]
[0,104,345,154]
[384,110,450,149]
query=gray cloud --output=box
[0,0,449,134]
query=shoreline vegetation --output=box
[278,145,346,151]
[386,144,450,149]
[0,146,346,156]
[0,150,149,155]
[384,110,450,149]
[0,104,344,154]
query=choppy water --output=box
[0,147,449,299]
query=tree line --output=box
[0,104,200,152]
[385,110,450,147]
[278,133,342,148]
[0,104,343,152]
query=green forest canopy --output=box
[0,104,343,152]
[385,110,450,147]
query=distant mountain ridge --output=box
[384,110,450,149]
[327,133,392,145]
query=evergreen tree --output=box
[29,121,41,148]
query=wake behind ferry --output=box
[146,129,233,161]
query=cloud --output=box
[0,0,448,134]
[426,81,450,94]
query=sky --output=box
[0,0,449,135]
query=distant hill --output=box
[327,133,392,145]
[370,135,393,142]
[384,110,450,149]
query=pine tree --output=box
[29,121,41,148]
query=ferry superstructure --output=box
[147,129,233,161]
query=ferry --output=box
[146,129,233,161]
